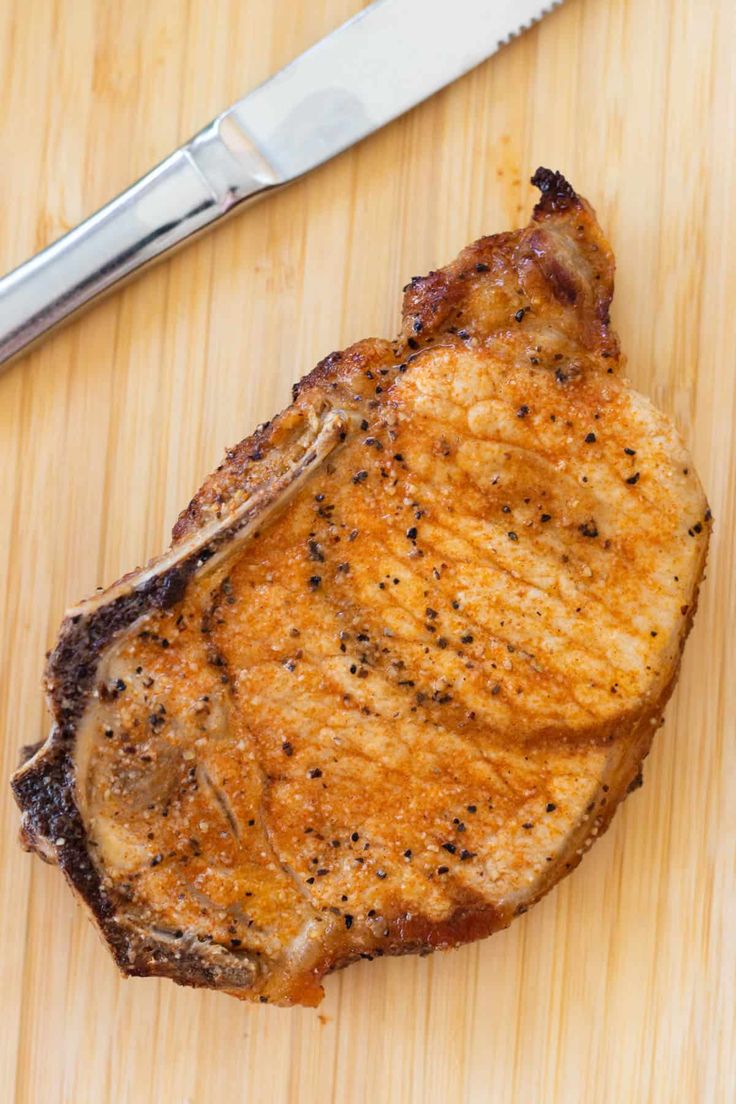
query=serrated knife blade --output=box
[0,0,562,368]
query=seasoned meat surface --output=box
[12,170,710,1006]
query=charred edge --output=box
[11,739,257,991]
[45,556,199,731]
[19,740,45,766]
[46,488,289,734]
[319,902,509,985]
[626,771,644,794]
[531,167,580,216]
[12,741,116,913]
[124,940,257,990]
[292,350,344,402]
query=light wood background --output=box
[1,1,734,1101]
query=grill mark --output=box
[412,393,685,536]
[337,496,648,715]
[399,398,672,545]
[237,650,539,792]
[213,417,655,702]
[235,591,582,737]
[240,690,550,890]
[415,513,643,671]
[241,631,600,777]
[361,519,631,694]
[206,465,647,737]
[409,487,603,595]
[231,519,619,728]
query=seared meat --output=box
[12,169,711,1006]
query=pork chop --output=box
[12,169,711,1006]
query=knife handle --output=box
[0,111,281,369]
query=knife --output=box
[0,0,561,369]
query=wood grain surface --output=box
[1,1,734,1101]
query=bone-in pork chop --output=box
[12,170,711,1006]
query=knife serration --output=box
[230,0,563,183]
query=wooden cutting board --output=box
[1,1,733,1100]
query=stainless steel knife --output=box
[0,0,561,368]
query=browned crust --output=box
[530,166,581,215]
[10,169,711,1005]
[171,169,615,547]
